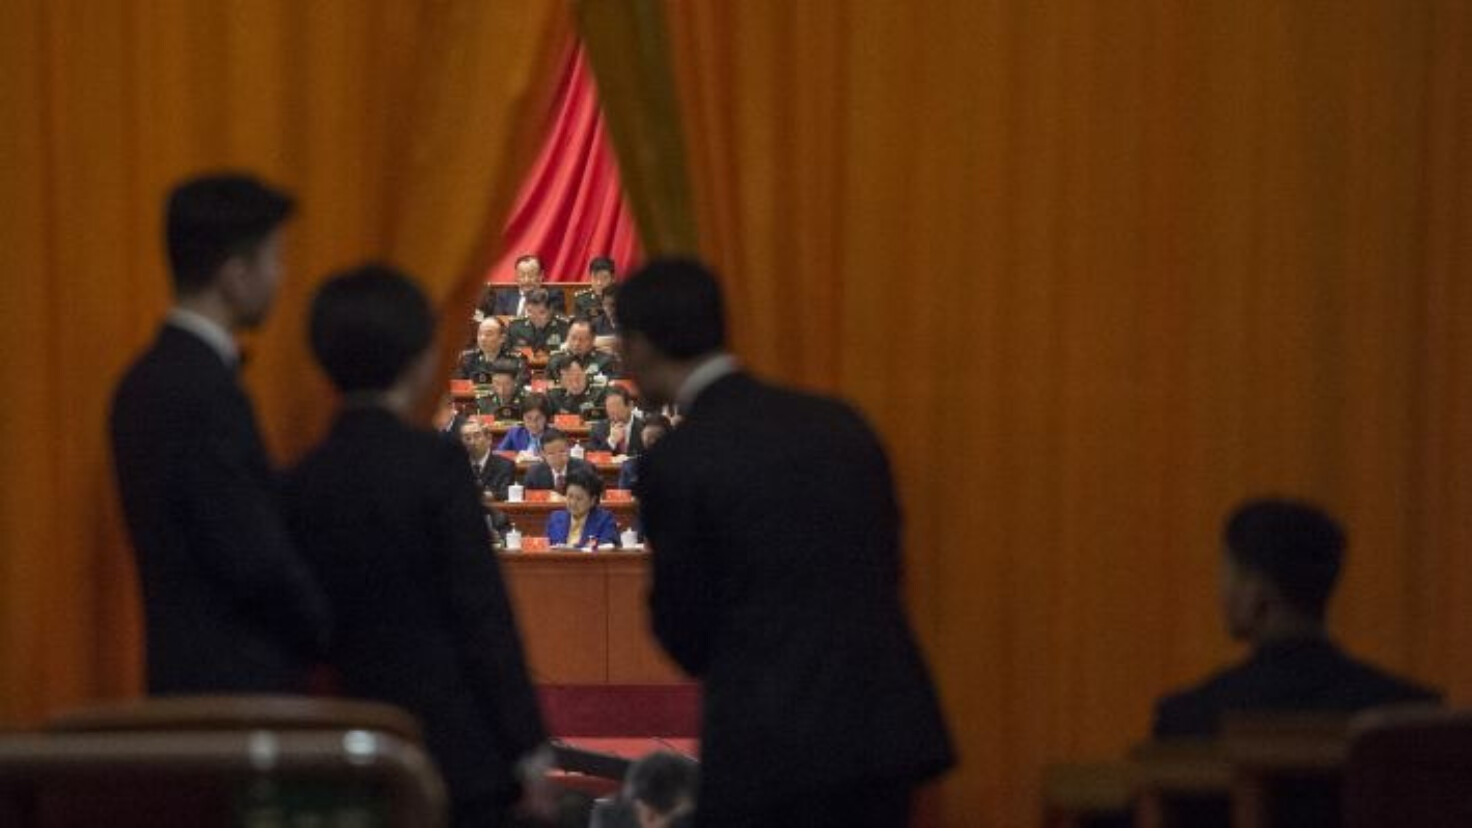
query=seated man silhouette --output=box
[1153,497,1440,738]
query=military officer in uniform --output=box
[455,317,527,383]
[475,361,528,422]
[591,285,619,338]
[547,355,608,421]
[573,256,616,319]
[546,318,621,382]
[505,289,569,354]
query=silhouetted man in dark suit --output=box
[286,265,553,826]
[110,172,327,694]
[1154,498,1440,738]
[618,258,955,826]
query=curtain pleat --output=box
[584,0,1472,823]
[0,0,569,726]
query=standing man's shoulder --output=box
[113,327,236,422]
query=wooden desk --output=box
[498,552,687,685]
[494,492,638,534]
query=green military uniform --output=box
[505,315,570,353]
[475,389,527,422]
[572,287,604,319]
[548,382,608,421]
[545,348,622,382]
[590,311,618,337]
[456,347,528,383]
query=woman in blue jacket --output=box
[496,393,551,457]
[546,468,619,549]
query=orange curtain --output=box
[585,0,1472,823]
[0,0,570,727]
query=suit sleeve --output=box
[591,509,619,545]
[587,421,611,452]
[488,458,514,501]
[434,445,547,759]
[546,511,569,545]
[495,428,520,453]
[181,400,329,656]
[637,446,719,675]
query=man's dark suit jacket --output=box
[1153,636,1441,737]
[471,452,516,501]
[588,416,645,456]
[523,457,597,491]
[483,285,567,317]
[636,371,955,823]
[109,324,328,694]
[286,407,545,819]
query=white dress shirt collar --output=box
[676,353,738,411]
[166,307,239,368]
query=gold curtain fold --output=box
[573,0,699,257]
[0,0,570,727]
[582,0,1472,823]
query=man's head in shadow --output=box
[1219,498,1345,646]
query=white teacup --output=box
[620,528,640,549]
[507,484,525,502]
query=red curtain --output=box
[486,38,642,285]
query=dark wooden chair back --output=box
[0,729,446,825]
[1344,706,1472,826]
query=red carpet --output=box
[538,684,700,738]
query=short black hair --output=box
[567,317,594,335]
[515,254,542,271]
[625,752,698,816]
[166,172,295,296]
[522,393,551,419]
[605,385,633,407]
[525,287,550,308]
[561,354,590,372]
[1224,497,1346,620]
[540,426,568,448]
[565,468,604,502]
[489,359,520,379]
[617,258,727,359]
[309,264,434,394]
[589,256,616,274]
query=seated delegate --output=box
[546,468,619,549]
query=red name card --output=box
[520,536,550,552]
[605,489,633,503]
[585,451,613,464]
[553,414,584,429]
[523,489,556,503]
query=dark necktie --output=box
[554,471,565,493]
